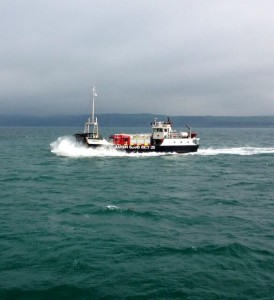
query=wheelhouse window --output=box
[153,128,163,132]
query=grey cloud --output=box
[1,0,274,116]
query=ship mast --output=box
[85,86,99,138]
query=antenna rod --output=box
[91,86,97,123]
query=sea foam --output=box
[194,147,274,156]
[50,136,170,158]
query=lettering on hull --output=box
[115,145,156,150]
[114,145,198,153]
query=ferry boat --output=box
[75,87,200,153]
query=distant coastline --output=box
[1,113,274,128]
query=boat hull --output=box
[75,134,198,153]
[75,133,90,143]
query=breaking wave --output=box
[50,136,170,158]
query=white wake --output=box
[194,147,274,156]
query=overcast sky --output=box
[1,0,274,116]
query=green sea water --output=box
[1,127,274,299]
